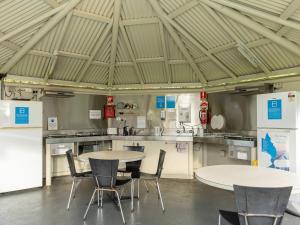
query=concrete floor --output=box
[0,177,299,225]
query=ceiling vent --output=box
[43,90,74,98]
[232,83,274,95]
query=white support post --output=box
[45,11,73,81]
[108,0,122,87]
[0,0,81,74]
[208,0,300,31]
[0,3,66,44]
[158,22,171,84]
[148,0,207,84]
[119,22,144,85]
[202,5,271,75]
[76,22,113,82]
[199,0,300,57]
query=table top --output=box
[78,150,145,163]
[195,165,300,194]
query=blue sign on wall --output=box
[15,107,29,124]
[268,99,282,120]
[166,96,176,109]
[156,96,165,109]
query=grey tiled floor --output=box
[0,177,299,225]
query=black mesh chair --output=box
[83,158,131,224]
[140,149,166,212]
[118,146,145,199]
[218,185,292,225]
[66,150,92,210]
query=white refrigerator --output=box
[257,92,300,173]
[0,100,43,193]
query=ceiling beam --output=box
[168,0,199,19]
[122,17,159,26]
[202,5,271,74]
[76,22,113,82]
[199,0,300,57]
[119,22,145,85]
[166,8,237,79]
[208,0,300,31]
[0,3,66,44]
[158,22,171,83]
[108,0,122,87]
[73,10,112,23]
[148,0,207,84]
[0,0,82,74]
[45,11,73,81]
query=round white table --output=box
[78,150,145,212]
[79,150,145,163]
[195,165,300,216]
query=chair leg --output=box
[156,180,165,212]
[83,189,97,220]
[131,179,135,212]
[97,189,100,208]
[67,178,76,210]
[115,191,126,224]
[143,180,149,193]
[218,213,221,225]
[137,179,140,199]
[100,190,103,208]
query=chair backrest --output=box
[89,158,119,189]
[156,149,166,178]
[123,146,145,170]
[66,150,77,177]
[233,185,292,225]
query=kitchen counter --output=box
[45,135,256,147]
[45,135,194,144]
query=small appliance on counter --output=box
[107,128,118,135]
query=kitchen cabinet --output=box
[112,140,193,179]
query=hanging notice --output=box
[156,96,165,109]
[166,96,176,109]
[89,110,101,119]
[15,107,29,124]
[268,99,282,120]
[137,116,146,128]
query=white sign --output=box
[48,117,58,130]
[137,116,146,128]
[89,110,101,120]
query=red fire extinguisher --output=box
[104,96,116,119]
[200,90,208,129]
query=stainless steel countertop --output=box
[45,135,193,144]
[45,135,256,147]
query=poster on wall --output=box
[258,130,290,171]
[166,96,176,109]
[156,96,165,109]
[89,110,101,119]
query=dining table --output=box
[195,165,300,217]
[78,150,145,211]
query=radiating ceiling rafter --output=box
[199,0,300,58]
[207,0,300,31]
[108,0,122,87]
[119,21,145,85]
[76,22,113,83]
[0,3,67,45]
[201,4,271,75]
[0,0,82,74]
[158,21,171,84]
[148,0,207,84]
[165,4,237,79]
[44,11,73,81]
[168,0,199,19]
